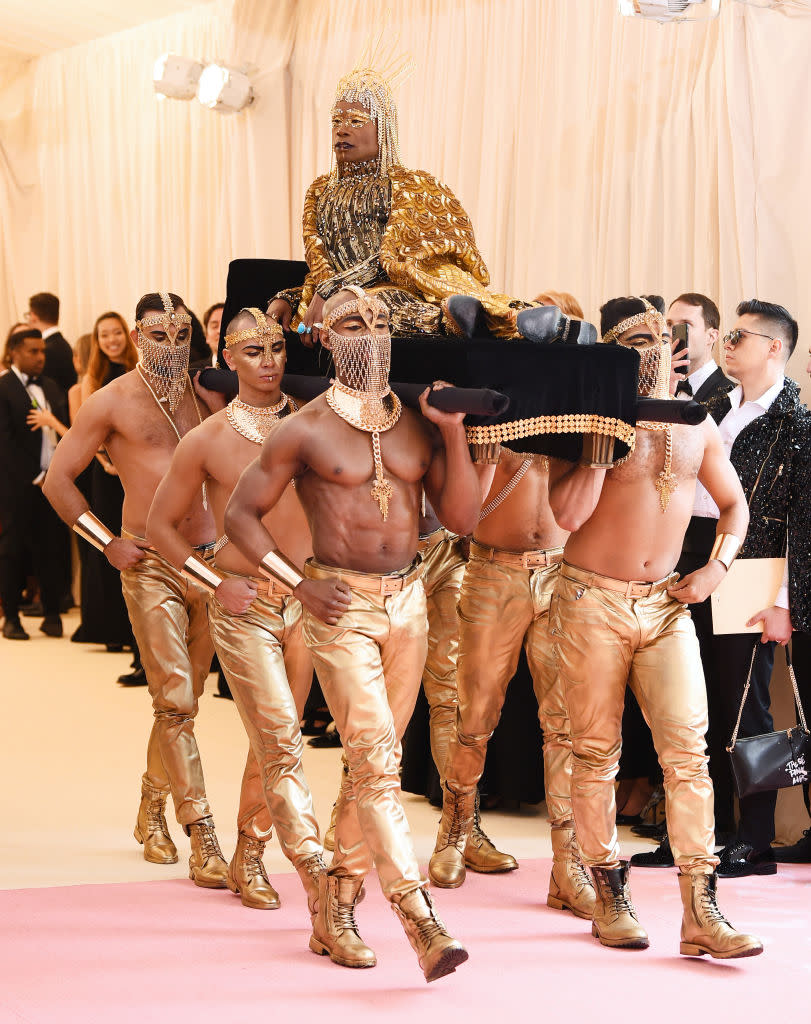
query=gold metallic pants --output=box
[443,544,573,825]
[208,573,321,862]
[551,563,718,874]
[419,530,466,782]
[121,545,215,826]
[302,559,426,900]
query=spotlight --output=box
[197,64,254,113]
[618,0,722,19]
[152,53,204,100]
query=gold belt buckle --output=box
[521,551,543,569]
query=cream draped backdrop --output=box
[0,0,810,394]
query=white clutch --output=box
[710,557,786,635]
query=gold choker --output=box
[326,381,402,520]
[226,394,295,445]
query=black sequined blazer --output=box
[707,378,811,631]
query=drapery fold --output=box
[0,0,809,394]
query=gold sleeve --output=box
[379,167,491,301]
[297,175,336,319]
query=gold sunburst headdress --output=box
[331,27,414,177]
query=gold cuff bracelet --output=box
[182,555,223,594]
[469,441,502,465]
[709,532,742,571]
[259,550,304,590]
[73,511,116,553]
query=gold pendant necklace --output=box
[326,382,402,521]
[226,394,294,445]
[654,426,677,512]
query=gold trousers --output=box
[419,529,466,782]
[443,544,573,825]
[302,558,426,900]
[208,572,321,861]
[121,546,214,826]
[551,563,718,874]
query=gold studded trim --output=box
[465,414,636,449]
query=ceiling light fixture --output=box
[197,63,254,113]
[152,53,204,100]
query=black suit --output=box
[42,330,77,399]
[0,370,71,621]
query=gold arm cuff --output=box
[259,550,304,590]
[73,512,116,553]
[579,432,616,468]
[709,533,742,572]
[182,555,223,594]
[469,441,502,464]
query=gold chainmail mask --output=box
[136,292,192,413]
[325,286,402,520]
[606,299,677,511]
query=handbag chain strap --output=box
[727,644,809,751]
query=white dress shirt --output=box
[11,363,57,484]
[686,358,719,395]
[693,376,789,608]
[40,325,59,341]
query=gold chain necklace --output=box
[326,381,402,520]
[613,420,676,511]
[137,365,208,509]
[226,394,294,445]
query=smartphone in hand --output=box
[672,323,689,378]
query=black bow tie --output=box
[26,376,43,387]
[675,379,693,397]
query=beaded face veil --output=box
[325,287,392,398]
[135,292,192,413]
[330,34,413,178]
[603,299,671,400]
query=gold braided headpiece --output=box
[224,307,284,349]
[331,28,414,177]
[324,286,389,334]
[601,298,666,345]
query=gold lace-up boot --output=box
[187,818,229,888]
[392,887,469,983]
[226,833,280,909]
[679,872,763,959]
[133,783,178,864]
[547,822,596,920]
[429,785,476,888]
[590,862,649,949]
[464,794,518,874]
[309,873,376,968]
[296,852,328,919]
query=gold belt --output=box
[121,528,216,556]
[418,528,456,555]
[560,561,678,599]
[470,540,564,569]
[214,566,291,598]
[304,557,423,595]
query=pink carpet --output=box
[1,859,808,1024]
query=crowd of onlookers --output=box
[0,293,223,684]
[2,286,811,874]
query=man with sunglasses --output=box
[704,300,810,878]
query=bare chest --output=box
[610,425,703,486]
[303,415,431,487]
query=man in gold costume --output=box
[146,308,326,917]
[44,293,247,889]
[267,63,557,343]
[429,442,595,922]
[225,286,480,983]
[546,296,762,958]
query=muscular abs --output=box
[476,453,567,552]
[294,400,433,574]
